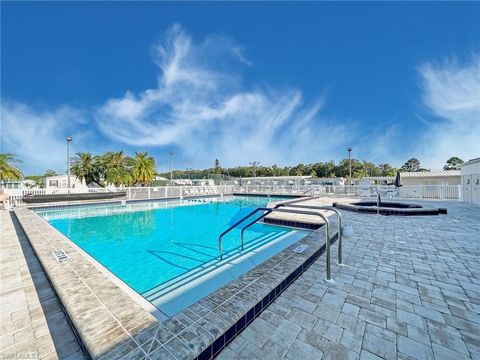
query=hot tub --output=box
[333,201,447,216]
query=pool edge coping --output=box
[13,207,160,359]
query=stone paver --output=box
[219,200,480,359]
[0,211,84,359]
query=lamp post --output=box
[347,147,352,186]
[249,161,259,177]
[66,136,72,192]
[169,151,174,185]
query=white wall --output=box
[44,175,85,189]
[461,159,480,206]
[402,176,461,186]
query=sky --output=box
[1,2,479,175]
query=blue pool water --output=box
[35,196,303,297]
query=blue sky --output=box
[2,2,479,174]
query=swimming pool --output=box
[35,195,309,315]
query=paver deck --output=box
[219,200,480,360]
[0,211,84,360]
[2,199,479,360]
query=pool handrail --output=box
[274,203,344,266]
[218,207,272,260]
[218,196,312,260]
[239,207,333,281]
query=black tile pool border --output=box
[263,217,321,230]
[195,232,339,360]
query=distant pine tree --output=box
[400,158,421,172]
[443,157,464,170]
[214,159,222,174]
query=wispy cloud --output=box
[4,25,477,174]
[1,100,89,173]
[95,24,350,168]
[416,56,480,167]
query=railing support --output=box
[274,202,344,266]
[268,208,333,281]
[225,206,334,281]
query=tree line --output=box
[159,159,397,179]
[0,152,465,185]
[159,157,465,180]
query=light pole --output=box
[169,151,174,185]
[347,147,352,185]
[249,161,259,177]
[66,136,72,192]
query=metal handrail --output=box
[239,207,333,281]
[233,197,317,252]
[218,207,272,260]
[300,188,314,196]
[274,203,344,266]
[240,209,275,249]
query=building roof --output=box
[400,170,460,178]
[44,174,70,180]
[460,157,480,167]
[364,170,460,181]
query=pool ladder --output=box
[218,204,344,281]
[377,192,381,214]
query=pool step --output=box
[142,229,310,316]
[142,232,284,301]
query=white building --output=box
[1,179,39,190]
[400,170,461,186]
[44,175,86,189]
[172,179,215,186]
[308,177,345,186]
[235,176,312,186]
[461,158,480,206]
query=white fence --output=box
[233,184,341,196]
[233,184,461,200]
[125,186,234,201]
[4,184,461,207]
[6,186,235,207]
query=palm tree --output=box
[71,152,95,185]
[96,151,132,187]
[0,153,23,182]
[132,152,156,186]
